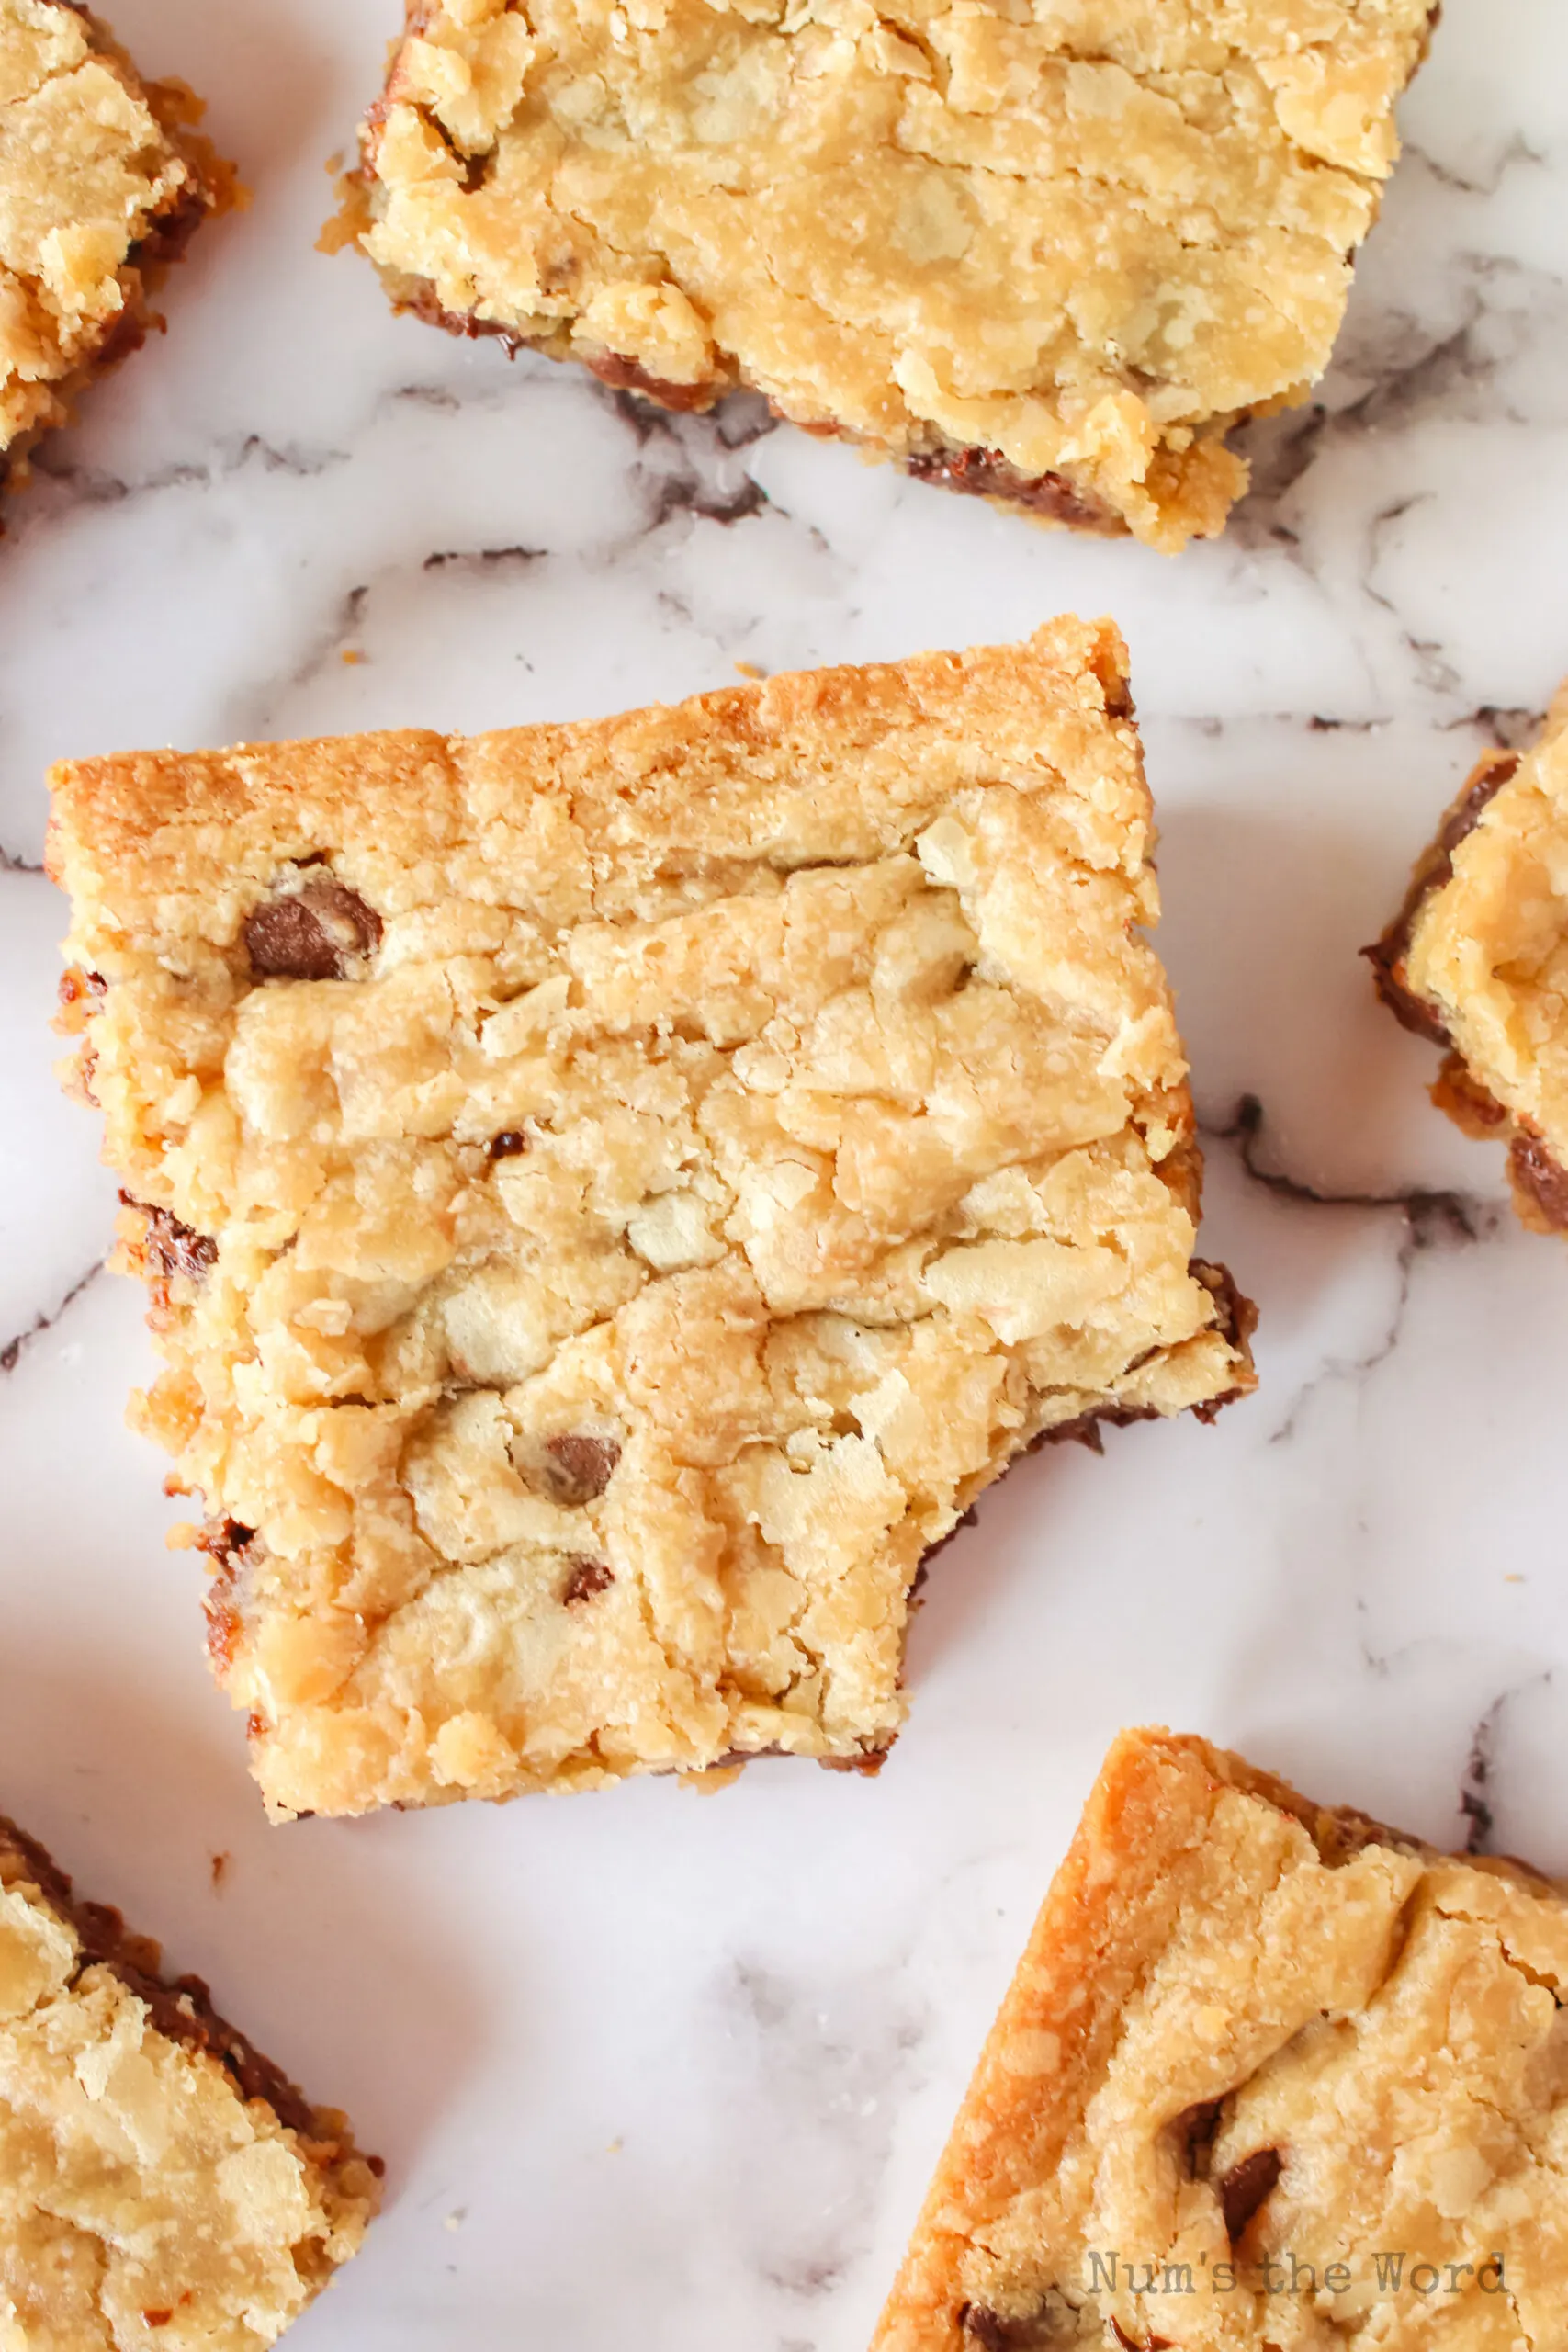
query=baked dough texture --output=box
[0,0,228,490]
[1368,687,1568,1238]
[49,622,1254,1819]
[0,1813,378,2349]
[874,1726,1568,2352]
[341,0,1437,549]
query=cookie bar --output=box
[1367,687,1568,1236]
[49,620,1254,1819]
[334,0,1437,551]
[874,1726,1567,2352]
[0,0,230,496]
[0,1810,378,2346]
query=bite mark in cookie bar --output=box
[0,1811,378,2346]
[874,1727,1568,2352]
[0,0,233,497]
[1366,689,1568,1234]
[49,621,1254,1818]
[334,0,1438,551]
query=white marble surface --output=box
[2,3,1567,2344]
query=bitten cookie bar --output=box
[1367,688,1568,1236]
[0,1811,378,2347]
[50,621,1254,1819]
[335,0,1436,551]
[875,1727,1566,2352]
[0,0,229,495]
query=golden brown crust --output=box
[339,0,1437,551]
[1366,688,1568,1236]
[874,1729,1567,2352]
[51,626,1255,1818]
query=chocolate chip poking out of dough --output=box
[243,877,383,980]
[1509,1132,1568,1231]
[1111,2324,1173,2352]
[121,1193,218,1283]
[957,2301,1066,2347]
[1174,2097,1223,2177]
[488,1130,530,1159]
[1218,2145,1283,2242]
[563,1556,614,1604]
[545,1433,621,1504]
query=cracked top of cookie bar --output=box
[49,620,1253,1819]
[0,1814,378,2347]
[0,0,224,473]
[346,0,1436,550]
[874,1726,1568,2352]
[1369,688,1568,1230]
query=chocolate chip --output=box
[1174,2097,1223,2178]
[904,447,1124,535]
[194,1518,255,1567]
[585,350,719,412]
[120,1193,218,1283]
[1509,1131,1568,1231]
[243,877,382,980]
[1219,2146,1282,2242]
[545,1434,621,1504]
[489,1130,529,1159]
[957,2303,1065,2348]
[1111,2324,1172,2352]
[563,1556,614,1605]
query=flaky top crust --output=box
[50,625,1253,1818]
[346,0,1437,549]
[874,1728,1568,2352]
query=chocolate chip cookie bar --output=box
[335,0,1437,550]
[0,0,230,497]
[875,1726,1566,2352]
[1367,687,1568,1235]
[0,1810,378,2346]
[49,621,1254,1818]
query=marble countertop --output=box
[3,3,1567,2346]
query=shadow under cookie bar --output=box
[49,621,1256,1816]
[0,1808,378,2340]
[0,2,235,501]
[873,1728,1565,2352]
[333,0,1439,552]
[1365,721,1568,1234]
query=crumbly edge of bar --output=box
[0,6,239,498]
[870,1727,1555,2352]
[0,1808,382,2204]
[333,241,1253,548]
[47,621,1256,1808]
[328,0,1442,550]
[1363,723,1568,1236]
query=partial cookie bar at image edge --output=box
[1366,686,1568,1236]
[330,0,1438,550]
[49,619,1255,1819]
[873,1727,1568,2352]
[0,1810,378,2346]
[0,0,236,501]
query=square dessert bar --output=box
[0,0,229,495]
[1368,687,1568,1236]
[0,1810,378,2345]
[875,1727,1568,2352]
[50,621,1254,1819]
[339,0,1436,550]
